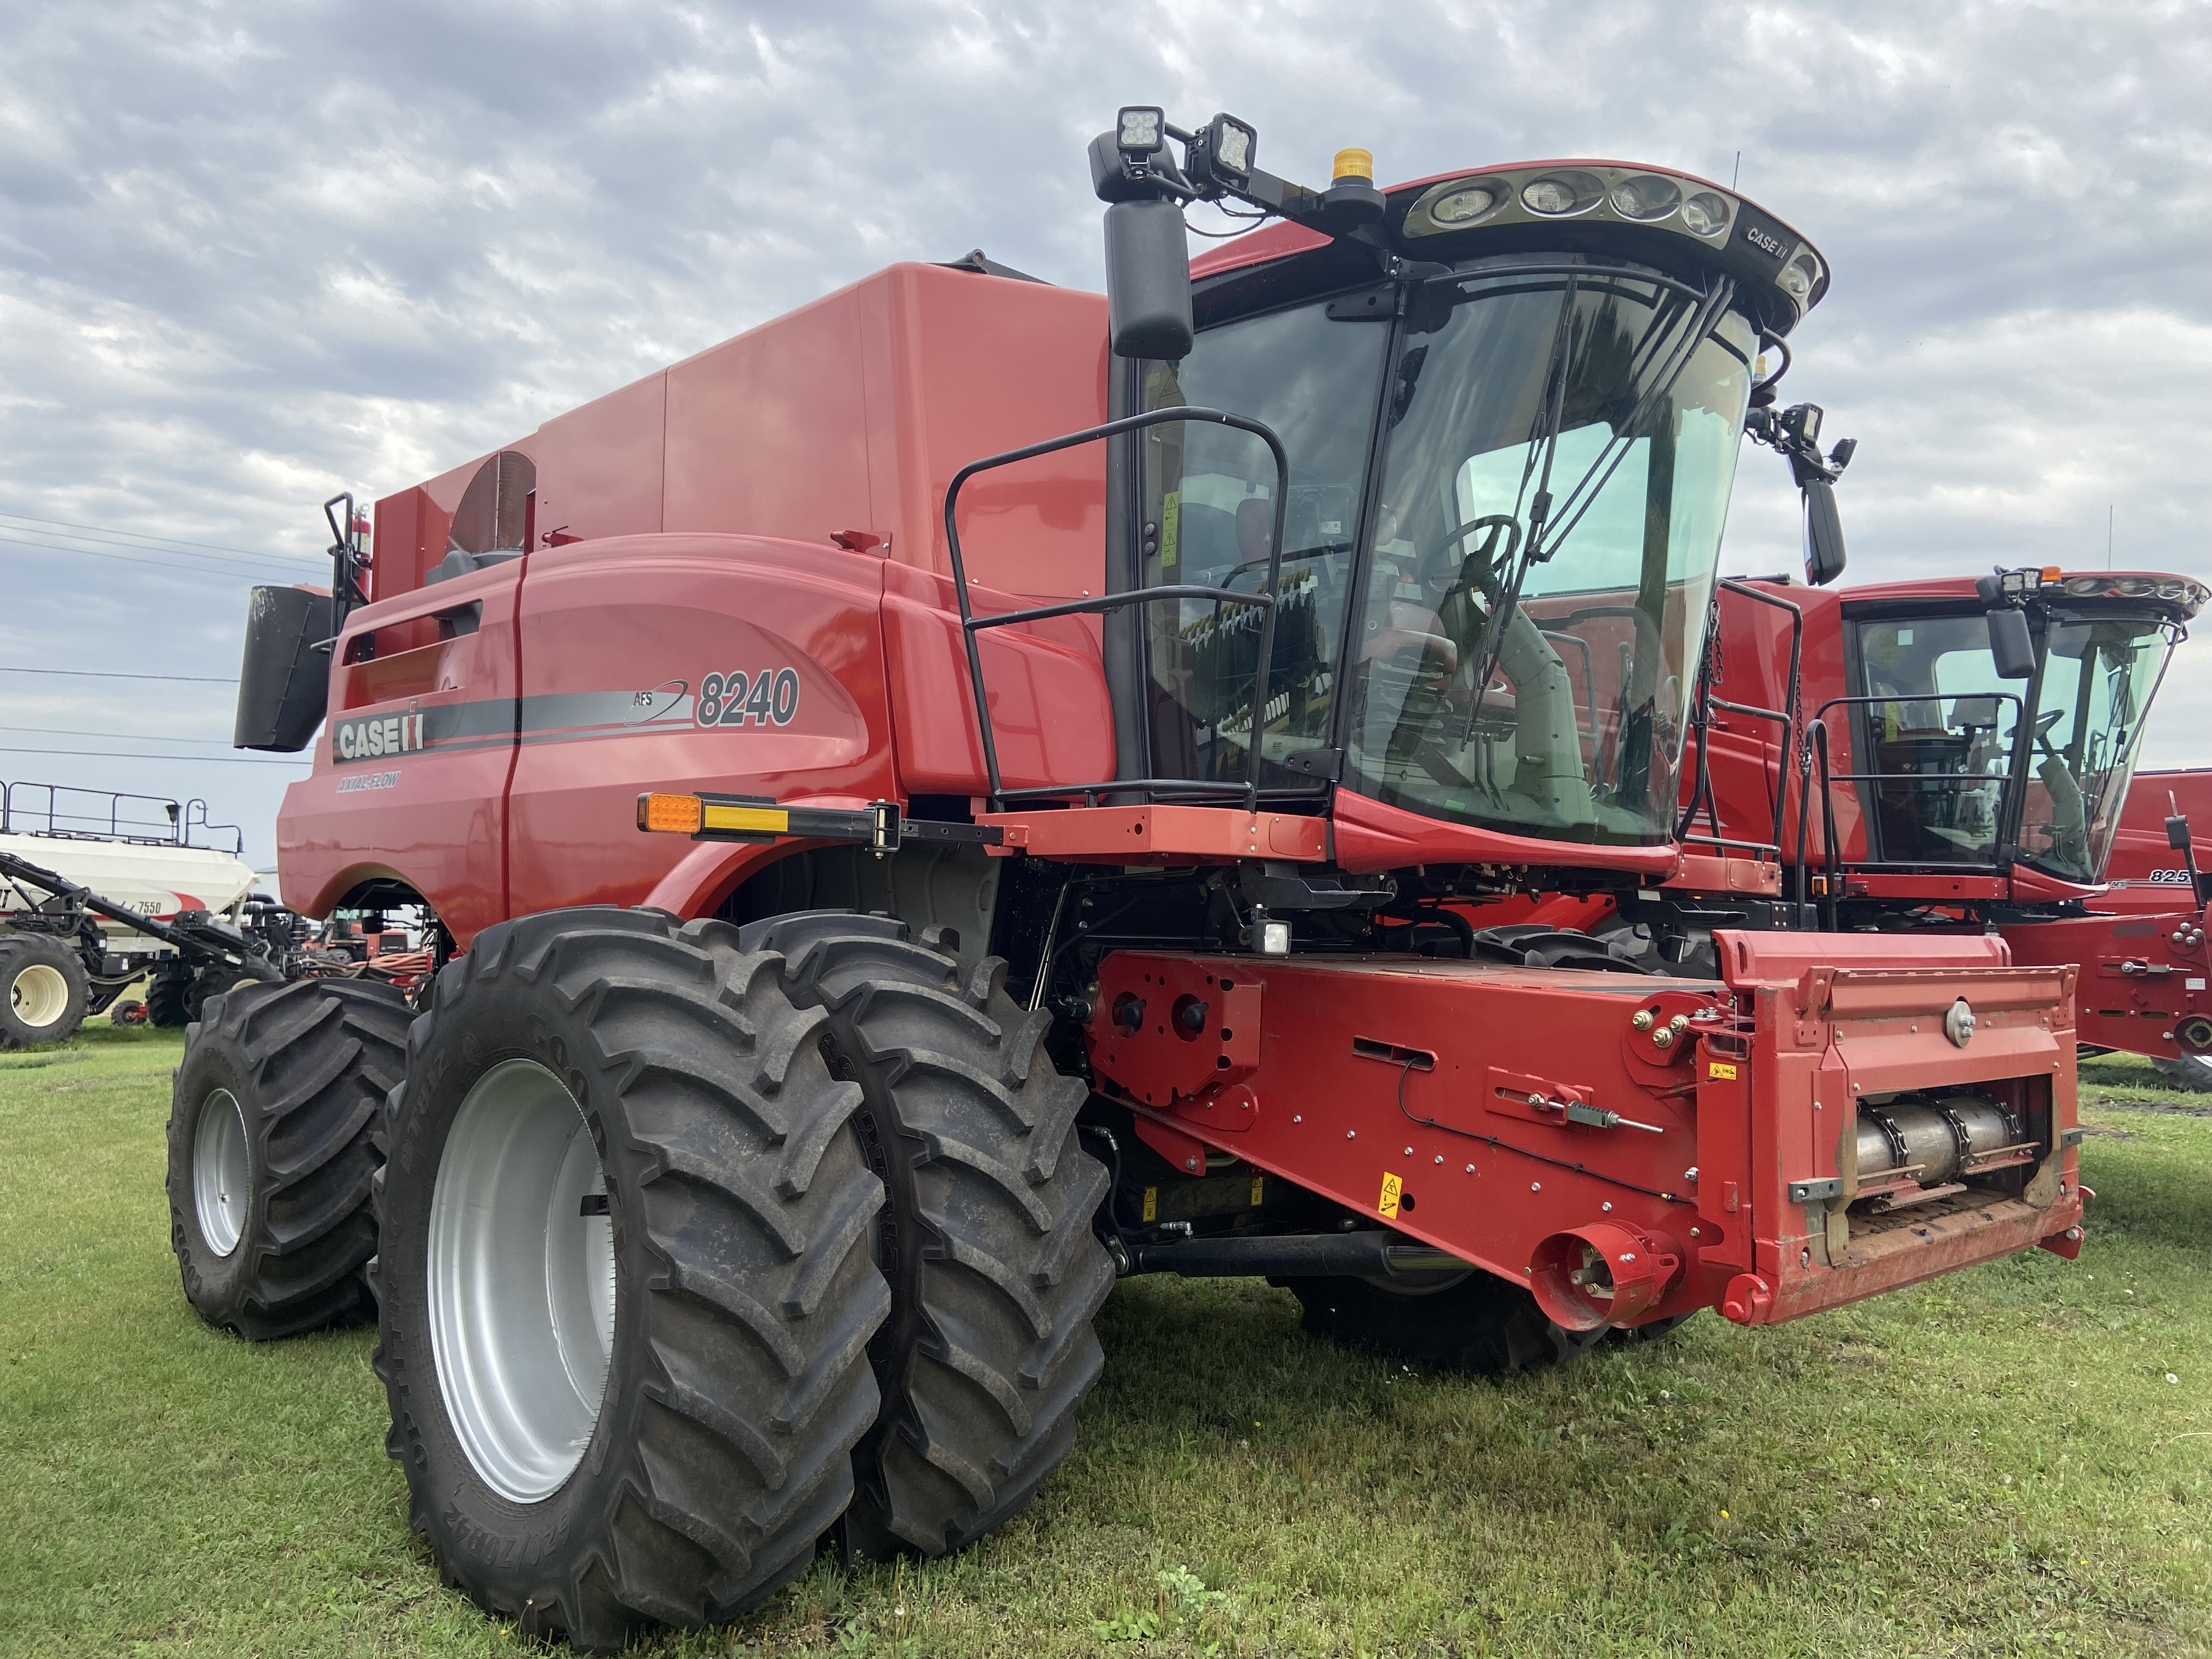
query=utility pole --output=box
[2107,505,2114,571]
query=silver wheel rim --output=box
[427,1058,615,1503]
[193,1088,251,1256]
[11,962,69,1029]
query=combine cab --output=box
[181,113,2090,1647]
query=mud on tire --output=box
[1289,1268,1611,1376]
[166,978,411,1339]
[372,908,890,1650]
[744,912,1115,1560]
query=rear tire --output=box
[1610,1309,1699,1345]
[744,912,1114,1561]
[1289,1268,1611,1376]
[2153,1055,2212,1093]
[166,978,411,1338]
[186,963,256,1023]
[0,935,88,1048]
[373,908,890,1650]
[145,962,192,1028]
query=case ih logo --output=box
[335,713,426,762]
[1745,225,1787,258]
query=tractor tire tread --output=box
[373,908,888,1650]
[742,912,1113,1561]
[166,977,411,1340]
[1289,1268,1612,1378]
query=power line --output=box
[0,667,236,684]
[0,529,306,582]
[0,725,240,746]
[0,746,310,766]
[0,510,322,565]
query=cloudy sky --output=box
[2,0,2208,867]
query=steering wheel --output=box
[2030,706,2066,755]
[1440,515,1523,579]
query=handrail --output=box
[1,778,241,852]
[1791,692,2028,912]
[943,405,1292,811]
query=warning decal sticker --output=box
[1377,1171,1402,1218]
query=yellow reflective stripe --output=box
[701,803,790,835]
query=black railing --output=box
[943,406,1291,811]
[0,779,246,854]
[1793,692,2028,922]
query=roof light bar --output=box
[2056,574,2210,614]
[1401,163,1825,324]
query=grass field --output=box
[3,1026,2209,1658]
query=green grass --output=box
[3,1031,2210,1658]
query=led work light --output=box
[1116,106,1165,157]
[1203,113,1256,183]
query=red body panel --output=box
[276,558,522,939]
[2002,905,2212,1060]
[279,535,1114,940]
[505,535,898,917]
[367,264,1110,610]
[1086,932,2078,1328]
[1330,788,1681,879]
[284,264,1116,936]
[2097,768,2212,913]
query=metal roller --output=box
[1855,1093,2025,1187]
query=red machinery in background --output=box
[1516,566,2210,1082]
[2100,767,2212,910]
[174,112,2092,1649]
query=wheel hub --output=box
[10,962,69,1029]
[427,1058,616,1503]
[193,1087,251,1257]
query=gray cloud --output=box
[3,0,2208,864]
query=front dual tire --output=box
[373,910,893,1649]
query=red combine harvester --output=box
[1551,568,2208,1087]
[2091,766,2212,1086]
[172,112,2090,1646]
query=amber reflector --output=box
[638,792,704,833]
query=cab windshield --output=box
[1136,259,1755,848]
[1848,608,2178,882]
[1345,269,1754,843]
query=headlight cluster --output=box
[2058,574,2209,613]
[1413,166,1737,240]
[1401,162,1826,323]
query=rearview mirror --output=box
[1103,198,1193,360]
[1987,605,2037,680]
[1801,477,1847,586]
[234,585,335,751]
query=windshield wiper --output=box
[1458,271,1737,746]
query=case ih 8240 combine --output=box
[173,114,2091,1646]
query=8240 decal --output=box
[696,668,800,729]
